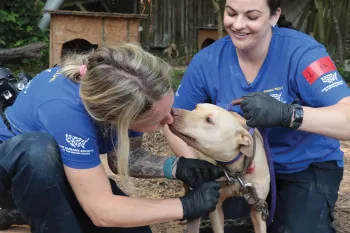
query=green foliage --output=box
[0,0,47,48]
[171,68,185,90]
[0,0,49,75]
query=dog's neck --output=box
[222,126,256,175]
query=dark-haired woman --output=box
[164,0,350,232]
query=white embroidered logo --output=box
[175,85,181,97]
[270,92,282,101]
[320,72,344,92]
[321,72,338,83]
[65,134,89,149]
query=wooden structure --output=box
[45,10,146,66]
[140,0,225,55]
[51,0,300,57]
[196,26,228,50]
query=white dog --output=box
[168,103,271,233]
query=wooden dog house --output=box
[45,10,147,66]
[197,26,228,50]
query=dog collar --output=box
[216,127,255,166]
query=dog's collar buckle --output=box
[223,170,243,185]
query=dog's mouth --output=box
[168,125,197,144]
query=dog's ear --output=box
[236,128,254,157]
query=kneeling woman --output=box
[0,44,224,233]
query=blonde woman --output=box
[0,44,224,233]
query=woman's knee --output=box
[2,132,63,183]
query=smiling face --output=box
[223,0,281,51]
[168,104,253,162]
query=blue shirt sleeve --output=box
[173,55,210,110]
[36,100,101,169]
[293,45,350,107]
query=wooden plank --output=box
[189,0,194,53]
[168,0,172,46]
[44,10,147,19]
[159,0,164,46]
[175,0,181,49]
[172,0,176,44]
[180,0,185,50]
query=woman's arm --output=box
[64,164,221,228]
[64,164,183,228]
[240,93,350,140]
[297,96,350,140]
[107,148,172,178]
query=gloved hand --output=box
[175,157,225,188]
[240,92,294,128]
[180,181,220,220]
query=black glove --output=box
[180,181,220,220]
[240,92,294,128]
[175,157,225,188]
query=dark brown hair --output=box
[267,0,296,30]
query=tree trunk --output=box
[0,42,47,62]
[314,0,325,44]
[330,0,344,63]
[212,0,223,39]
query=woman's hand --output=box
[240,92,294,128]
[175,157,225,188]
[180,181,220,220]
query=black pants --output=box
[200,161,343,233]
[0,132,152,233]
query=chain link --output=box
[199,217,253,230]
[253,200,269,221]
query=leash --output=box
[225,99,276,226]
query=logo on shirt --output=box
[263,86,286,103]
[65,134,89,149]
[175,85,181,97]
[302,56,337,85]
[320,72,344,92]
[320,72,338,83]
[270,92,283,102]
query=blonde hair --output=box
[60,43,172,177]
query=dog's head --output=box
[168,104,254,162]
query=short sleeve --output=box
[293,45,350,107]
[37,100,101,169]
[173,55,210,110]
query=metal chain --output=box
[253,200,269,221]
[199,217,253,230]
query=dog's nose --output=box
[170,108,180,117]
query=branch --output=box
[0,42,47,62]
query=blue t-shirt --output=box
[174,26,350,174]
[0,66,143,169]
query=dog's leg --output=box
[208,187,234,233]
[209,201,225,233]
[250,207,267,233]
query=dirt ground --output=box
[2,129,350,233]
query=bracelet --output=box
[163,156,176,179]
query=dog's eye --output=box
[206,117,213,124]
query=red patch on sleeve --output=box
[302,56,337,85]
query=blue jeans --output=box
[0,132,152,233]
[200,161,343,233]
